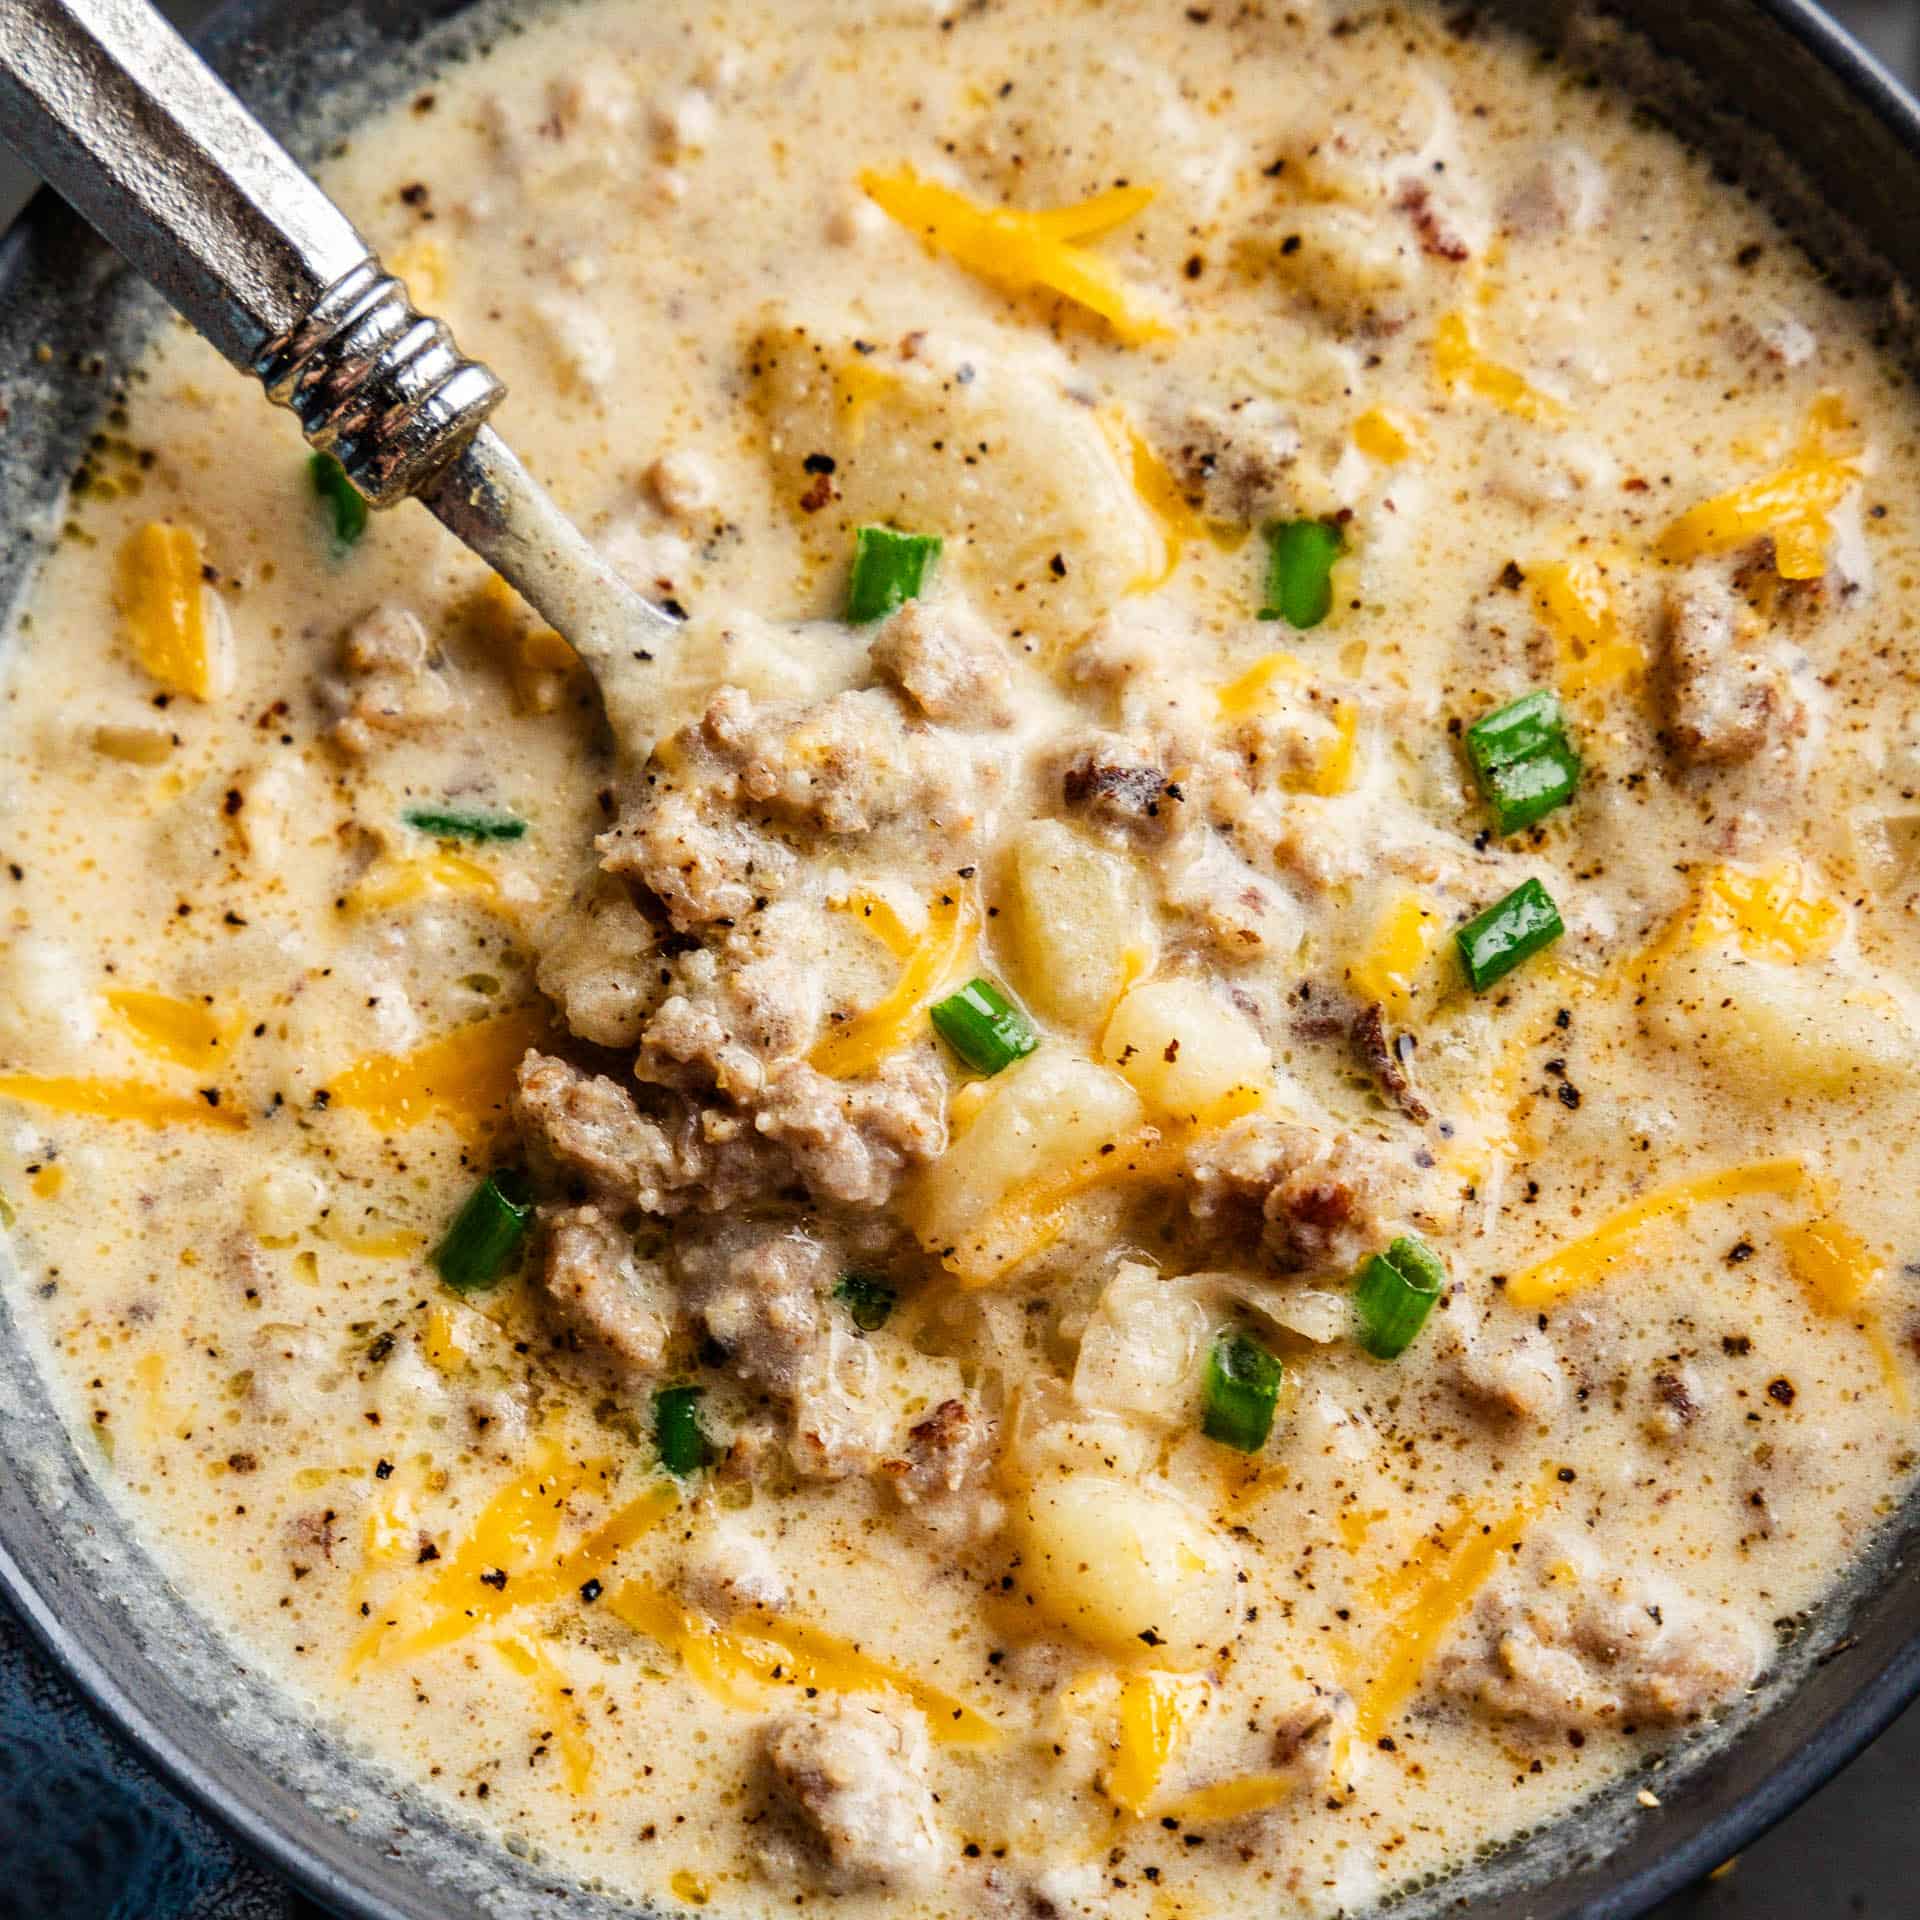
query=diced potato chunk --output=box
[1009,1473,1241,1666]
[1102,977,1271,1122]
[910,1052,1143,1253]
[1002,820,1149,1032]
[1072,1262,1208,1427]
[1649,949,1918,1095]
[749,319,1157,634]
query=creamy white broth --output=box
[5,2,1920,1916]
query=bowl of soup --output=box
[3,2,1920,1916]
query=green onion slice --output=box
[402,807,528,843]
[433,1169,533,1293]
[653,1385,711,1477]
[1202,1329,1283,1453]
[929,976,1038,1076]
[846,525,942,624]
[1465,690,1582,835]
[835,1273,896,1333]
[309,451,369,548]
[1354,1234,1448,1359]
[1456,877,1565,992]
[1479,738,1582,836]
[1258,518,1344,630]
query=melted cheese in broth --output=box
[5,2,1920,1915]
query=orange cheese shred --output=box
[492,1634,596,1794]
[1107,1671,1208,1816]
[118,521,224,700]
[1529,555,1647,697]
[327,1005,546,1144]
[1505,1159,1810,1309]
[812,888,980,1078]
[1432,311,1567,425]
[861,167,1170,343]
[105,989,243,1071]
[0,1073,246,1132]
[602,1583,999,1744]
[1657,393,1862,580]
[1782,1216,1881,1315]
[1345,1469,1560,1751]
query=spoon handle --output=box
[0,0,504,507]
[0,0,679,715]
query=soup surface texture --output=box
[6,1,1920,1913]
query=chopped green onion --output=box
[1478,738,1582,836]
[653,1385,711,1477]
[846,525,942,624]
[1465,690,1582,835]
[432,1169,533,1293]
[929,976,1038,1076]
[308,451,368,548]
[1202,1329,1283,1452]
[1354,1233,1448,1359]
[1456,877,1565,992]
[402,808,528,842]
[1258,518,1343,630]
[835,1273,897,1333]
[1465,689,1564,770]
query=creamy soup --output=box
[5,1,1920,1914]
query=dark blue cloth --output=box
[0,1593,298,1920]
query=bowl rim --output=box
[4,2,1920,1917]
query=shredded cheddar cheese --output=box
[1350,892,1444,1019]
[1782,1216,1881,1315]
[118,521,224,700]
[811,888,980,1078]
[349,1448,670,1673]
[422,1302,473,1374]
[860,167,1170,342]
[327,1005,546,1143]
[1781,1216,1909,1411]
[1352,406,1424,463]
[1346,1469,1560,1751]
[0,1074,246,1132]
[461,573,580,713]
[1298,703,1359,796]
[492,1634,596,1793]
[390,235,449,304]
[1432,311,1567,425]
[942,1125,1182,1288]
[1612,862,1843,1002]
[1107,1671,1208,1816]
[344,849,506,916]
[105,989,241,1071]
[1216,650,1309,721]
[1529,555,1646,697]
[1214,653,1358,793]
[1657,393,1862,580]
[831,889,923,962]
[1120,421,1209,591]
[1695,863,1845,963]
[324,1222,426,1259]
[1505,1159,1810,1309]
[1154,1770,1307,1827]
[603,1583,999,1744]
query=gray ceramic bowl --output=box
[2,3,1919,1915]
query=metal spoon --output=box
[0,0,678,743]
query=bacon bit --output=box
[1351,1003,1430,1123]
[1396,180,1470,261]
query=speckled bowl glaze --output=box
[1,4,1918,1916]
